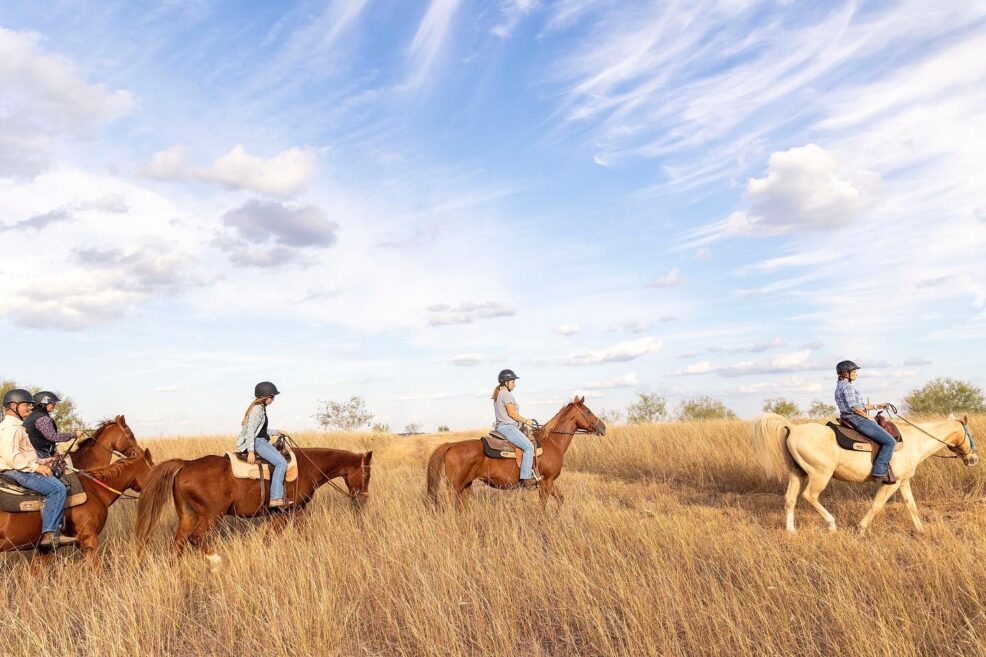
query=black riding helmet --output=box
[34,391,60,406]
[254,381,280,398]
[498,369,519,385]
[3,388,34,408]
[836,360,860,376]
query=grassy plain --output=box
[3,418,986,657]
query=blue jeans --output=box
[253,438,286,502]
[843,415,896,475]
[4,470,68,534]
[496,423,535,480]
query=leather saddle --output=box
[481,428,543,468]
[226,449,299,482]
[827,413,903,454]
[0,472,88,513]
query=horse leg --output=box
[784,472,806,533]
[188,513,221,567]
[539,479,562,508]
[897,479,925,534]
[802,472,837,532]
[858,481,902,535]
[170,505,198,558]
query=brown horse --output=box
[0,447,154,556]
[427,396,605,507]
[70,415,140,470]
[134,447,373,565]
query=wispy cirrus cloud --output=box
[426,301,514,326]
[547,336,661,366]
[406,0,461,87]
[672,350,829,378]
[582,372,639,390]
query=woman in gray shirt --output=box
[492,369,541,487]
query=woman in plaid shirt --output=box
[834,360,897,483]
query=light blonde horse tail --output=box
[752,413,801,482]
[135,459,184,546]
[426,443,454,503]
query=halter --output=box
[282,435,370,500]
[542,403,598,437]
[888,405,976,459]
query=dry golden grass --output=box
[3,418,986,656]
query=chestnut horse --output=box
[70,415,140,470]
[0,447,154,556]
[135,448,373,565]
[427,396,605,507]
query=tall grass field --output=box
[3,418,985,656]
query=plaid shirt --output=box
[834,379,866,418]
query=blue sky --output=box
[1,1,984,435]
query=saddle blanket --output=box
[225,449,298,482]
[0,472,88,513]
[827,422,903,453]
[481,436,543,465]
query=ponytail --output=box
[491,385,503,401]
[241,397,269,426]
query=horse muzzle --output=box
[964,452,979,467]
[594,421,607,436]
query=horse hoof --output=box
[206,553,222,569]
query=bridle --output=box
[541,403,600,437]
[282,435,370,501]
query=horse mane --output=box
[87,458,133,482]
[537,401,575,441]
[72,418,117,451]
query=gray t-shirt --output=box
[494,389,519,427]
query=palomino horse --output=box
[753,413,978,534]
[135,448,373,565]
[427,396,605,507]
[70,416,140,470]
[0,447,155,556]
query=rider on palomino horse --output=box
[24,391,83,460]
[0,388,77,548]
[492,369,542,488]
[834,360,896,484]
[236,381,290,508]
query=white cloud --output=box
[672,350,829,378]
[492,0,538,38]
[447,353,486,366]
[550,336,661,366]
[426,301,514,326]
[407,0,461,87]
[649,267,686,288]
[554,323,581,336]
[0,27,134,176]
[707,337,786,354]
[143,145,319,197]
[902,357,932,366]
[582,372,639,390]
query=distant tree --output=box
[762,398,801,417]
[404,422,421,435]
[903,378,986,415]
[807,400,837,418]
[676,396,737,422]
[437,425,450,433]
[370,422,391,433]
[314,395,374,430]
[626,393,668,424]
[596,408,623,425]
[0,380,84,430]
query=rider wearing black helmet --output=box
[0,389,76,548]
[24,391,83,460]
[235,381,289,508]
[834,361,897,483]
[491,369,541,487]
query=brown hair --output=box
[491,385,504,401]
[241,397,269,426]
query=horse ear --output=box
[364,451,373,465]
[119,414,126,424]
[963,414,969,425]
[143,448,153,463]
[576,396,585,404]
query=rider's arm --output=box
[236,406,265,454]
[0,428,41,472]
[34,415,76,443]
[505,403,529,425]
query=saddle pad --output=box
[0,472,88,513]
[827,422,904,453]
[486,430,541,452]
[225,449,298,482]
[480,437,544,461]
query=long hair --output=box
[491,385,504,401]
[241,397,269,426]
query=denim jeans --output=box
[3,470,68,534]
[253,438,287,502]
[496,423,535,480]
[843,415,897,475]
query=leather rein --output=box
[282,435,369,500]
[886,405,975,459]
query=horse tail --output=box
[135,459,184,546]
[752,413,800,482]
[426,443,454,503]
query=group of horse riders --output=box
[0,359,901,549]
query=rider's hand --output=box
[35,464,53,477]
[75,430,84,438]
[247,451,256,465]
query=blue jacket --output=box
[235,404,281,453]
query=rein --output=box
[887,405,974,459]
[282,435,368,500]
[68,467,141,500]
